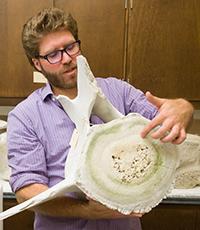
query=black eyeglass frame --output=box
[37,40,81,64]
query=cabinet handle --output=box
[125,0,128,9]
[130,0,133,9]
[125,0,133,9]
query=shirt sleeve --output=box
[7,107,48,192]
[98,77,158,120]
[121,80,158,119]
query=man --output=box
[7,7,193,230]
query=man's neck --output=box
[53,87,78,99]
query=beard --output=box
[40,64,77,90]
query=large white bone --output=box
[0,55,178,220]
[174,133,200,188]
[57,55,123,133]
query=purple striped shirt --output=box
[7,77,157,230]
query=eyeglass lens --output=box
[47,41,80,64]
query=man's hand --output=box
[82,198,143,219]
[141,91,194,144]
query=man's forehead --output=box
[39,30,75,54]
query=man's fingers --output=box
[150,119,174,140]
[172,128,186,144]
[145,91,165,109]
[141,115,163,138]
[160,124,180,143]
[131,212,144,218]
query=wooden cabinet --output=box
[3,197,34,230]
[3,196,200,230]
[0,0,53,99]
[0,0,126,104]
[54,0,126,78]
[141,203,200,230]
[127,0,200,101]
[55,0,200,101]
[0,0,200,105]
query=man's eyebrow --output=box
[42,40,76,55]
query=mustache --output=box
[62,64,77,72]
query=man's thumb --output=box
[145,91,165,108]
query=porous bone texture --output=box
[76,113,178,214]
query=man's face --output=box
[32,30,80,95]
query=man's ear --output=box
[32,58,42,72]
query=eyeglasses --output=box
[37,40,81,64]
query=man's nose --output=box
[61,51,72,64]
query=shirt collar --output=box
[41,83,54,101]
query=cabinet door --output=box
[141,203,199,230]
[4,198,34,230]
[54,0,126,78]
[0,0,53,99]
[127,0,200,100]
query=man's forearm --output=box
[15,183,141,219]
[32,196,88,218]
[16,183,88,218]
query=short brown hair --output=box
[22,7,78,66]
